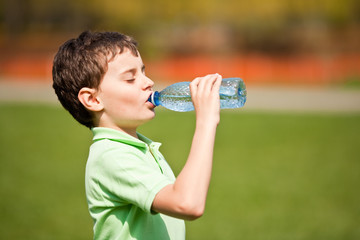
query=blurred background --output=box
[0,0,360,239]
[0,0,359,85]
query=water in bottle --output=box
[148,77,247,112]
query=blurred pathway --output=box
[0,80,57,103]
[1,80,360,113]
[245,85,360,113]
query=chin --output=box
[141,111,156,124]
[147,111,156,121]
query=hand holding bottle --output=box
[189,74,222,126]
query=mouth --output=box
[147,101,155,108]
[146,92,152,102]
[146,92,156,108]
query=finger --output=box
[211,74,222,93]
[189,77,201,98]
[204,74,220,93]
[197,74,218,95]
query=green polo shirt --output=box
[85,127,185,240]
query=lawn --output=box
[0,103,359,240]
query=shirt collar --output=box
[91,127,161,149]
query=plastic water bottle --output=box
[148,77,247,112]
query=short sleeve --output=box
[94,147,173,213]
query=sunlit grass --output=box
[1,104,359,239]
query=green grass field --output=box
[1,103,359,240]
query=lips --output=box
[148,102,155,108]
[146,92,153,103]
[146,92,155,108]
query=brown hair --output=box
[52,31,138,128]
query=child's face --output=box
[96,48,155,131]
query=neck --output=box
[97,123,138,139]
[108,126,138,139]
[120,128,138,139]
[96,114,139,139]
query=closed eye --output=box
[125,78,135,82]
[120,64,145,81]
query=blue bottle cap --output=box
[148,91,160,106]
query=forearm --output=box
[152,122,217,220]
[173,121,217,213]
[152,74,221,220]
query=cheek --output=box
[111,92,140,113]
[118,91,138,106]
[98,84,142,113]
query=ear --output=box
[78,87,104,112]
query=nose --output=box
[143,75,154,90]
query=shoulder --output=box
[88,139,145,168]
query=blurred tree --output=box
[0,0,358,55]
[1,0,30,35]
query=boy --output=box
[52,31,221,240]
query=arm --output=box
[152,74,222,220]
